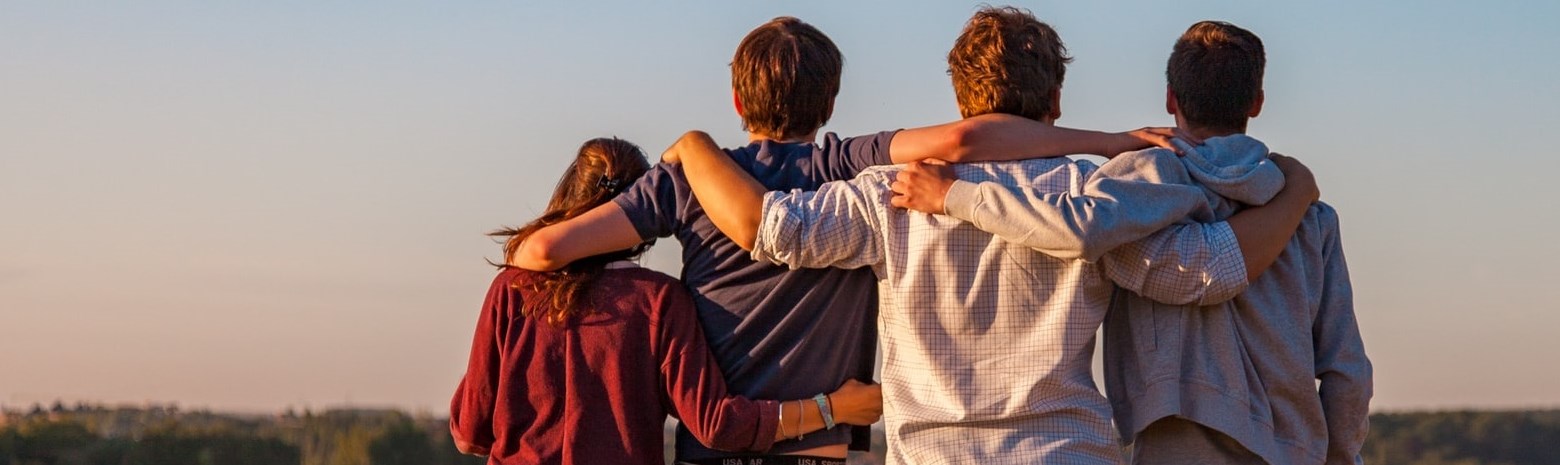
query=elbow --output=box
[938,119,982,163]
[1076,245,1107,263]
[1072,236,1110,262]
[734,230,757,252]
[449,422,491,456]
[1244,266,1266,285]
[716,213,760,252]
[679,130,712,147]
[453,439,489,457]
[670,130,715,163]
[513,229,565,271]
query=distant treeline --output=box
[0,403,481,465]
[1363,410,1560,465]
[3,404,1557,465]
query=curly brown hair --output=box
[491,137,651,325]
[947,6,1071,121]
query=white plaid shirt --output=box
[752,154,1246,465]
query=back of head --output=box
[947,6,1071,121]
[1167,21,1266,133]
[494,137,651,324]
[731,16,843,141]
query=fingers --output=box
[1133,127,1181,154]
[1268,153,1308,175]
[1267,153,1321,201]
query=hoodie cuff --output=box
[943,179,981,220]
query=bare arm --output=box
[508,202,643,271]
[1227,154,1320,282]
[772,380,881,441]
[888,113,1178,164]
[662,131,767,251]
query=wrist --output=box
[943,179,980,220]
[1102,132,1132,156]
[814,393,836,429]
[935,181,953,215]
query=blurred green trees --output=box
[0,405,482,465]
[4,405,1559,465]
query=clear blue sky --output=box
[2,1,1557,413]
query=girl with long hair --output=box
[450,137,881,465]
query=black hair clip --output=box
[597,175,622,192]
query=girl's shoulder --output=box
[600,266,689,301]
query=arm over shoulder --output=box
[1100,220,1249,306]
[942,151,1210,261]
[509,166,675,271]
[821,131,899,181]
[752,170,891,271]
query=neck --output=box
[1180,124,1245,141]
[748,131,818,144]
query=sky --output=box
[2,1,1558,414]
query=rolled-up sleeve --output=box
[1100,220,1249,306]
[752,175,888,271]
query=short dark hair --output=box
[730,17,843,140]
[947,6,1071,121]
[1167,21,1266,132]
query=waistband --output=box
[680,455,847,465]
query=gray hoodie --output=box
[941,134,1373,465]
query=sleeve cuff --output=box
[943,179,981,220]
[751,400,780,451]
[1199,221,1249,305]
[750,191,793,267]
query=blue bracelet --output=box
[813,393,836,429]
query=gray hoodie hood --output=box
[1169,134,1284,219]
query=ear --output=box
[1248,89,1264,118]
[732,90,745,118]
[1048,87,1063,121]
[1166,86,1179,116]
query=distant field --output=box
[4,406,1557,464]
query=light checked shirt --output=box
[751,152,1248,465]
